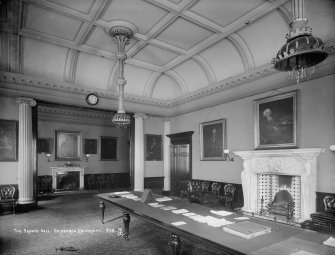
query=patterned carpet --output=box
[0,193,221,255]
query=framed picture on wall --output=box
[254,91,297,149]
[55,131,82,160]
[145,134,162,161]
[37,138,52,154]
[99,136,118,160]
[84,139,97,154]
[200,119,227,161]
[0,119,18,161]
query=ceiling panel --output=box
[46,0,96,14]
[155,17,214,50]
[83,26,116,53]
[173,59,208,91]
[133,44,179,67]
[237,12,287,67]
[24,4,83,41]
[123,65,152,96]
[23,38,68,81]
[189,0,264,27]
[75,52,115,90]
[200,39,244,82]
[100,0,168,35]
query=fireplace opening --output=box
[267,190,295,219]
[57,171,79,190]
[278,175,292,188]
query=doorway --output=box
[167,131,193,197]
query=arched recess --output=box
[192,55,216,86]
[227,33,255,72]
[165,70,189,94]
[144,70,188,98]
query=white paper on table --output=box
[156,197,173,202]
[171,221,187,226]
[172,209,189,214]
[207,218,235,227]
[148,202,159,206]
[112,191,130,195]
[183,212,197,217]
[151,204,164,208]
[234,217,250,220]
[160,206,177,210]
[210,210,233,217]
[132,197,141,201]
[323,236,335,247]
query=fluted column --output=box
[16,97,36,205]
[163,118,171,192]
[134,113,146,191]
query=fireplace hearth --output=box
[57,171,79,190]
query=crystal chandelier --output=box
[110,23,134,128]
[272,0,328,84]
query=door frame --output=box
[167,131,194,195]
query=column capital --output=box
[163,117,170,122]
[16,97,36,107]
[133,113,147,119]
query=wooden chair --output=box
[218,184,236,210]
[188,180,202,203]
[0,185,16,215]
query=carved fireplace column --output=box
[163,118,171,192]
[134,113,147,191]
[16,97,36,205]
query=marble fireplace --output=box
[235,148,324,222]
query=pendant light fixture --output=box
[110,22,136,128]
[272,0,328,84]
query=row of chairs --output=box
[181,180,236,210]
[87,174,113,190]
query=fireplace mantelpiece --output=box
[234,148,324,222]
[51,167,85,191]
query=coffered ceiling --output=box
[0,0,334,116]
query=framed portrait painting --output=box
[55,131,82,160]
[0,119,18,161]
[254,91,297,149]
[200,119,227,161]
[99,136,118,160]
[145,134,162,161]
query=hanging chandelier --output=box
[272,0,328,84]
[110,22,135,128]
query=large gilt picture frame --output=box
[55,131,82,160]
[200,119,227,161]
[0,119,18,161]
[254,91,297,149]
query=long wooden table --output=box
[97,192,335,255]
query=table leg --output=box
[99,201,105,224]
[122,212,130,240]
[169,233,181,255]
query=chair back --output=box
[323,195,335,213]
[211,182,221,196]
[0,186,15,199]
[191,180,202,193]
[223,184,236,197]
[201,181,210,192]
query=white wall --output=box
[170,74,335,193]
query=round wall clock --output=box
[86,93,99,106]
